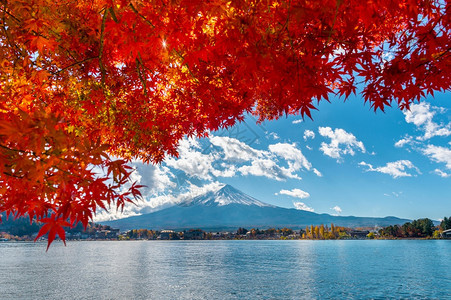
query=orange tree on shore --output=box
[0,0,450,248]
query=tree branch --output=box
[173,49,199,83]
[136,56,147,96]
[56,57,98,74]
[129,3,155,28]
[99,8,108,88]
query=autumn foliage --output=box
[0,0,450,247]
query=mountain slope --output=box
[102,185,410,230]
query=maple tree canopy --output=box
[0,0,450,248]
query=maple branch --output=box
[0,7,26,62]
[417,47,451,82]
[56,57,98,74]
[0,144,41,158]
[99,8,108,88]
[136,56,147,96]
[173,49,199,83]
[412,14,445,50]
[2,171,24,179]
[0,144,23,153]
[276,7,290,40]
[326,0,342,46]
[0,5,21,24]
[129,3,155,28]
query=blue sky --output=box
[96,91,451,222]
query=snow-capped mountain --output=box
[102,185,410,231]
[181,184,273,207]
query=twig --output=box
[326,0,342,46]
[129,3,155,28]
[99,8,108,88]
[173,49,199,83]
[136,55,147,96]
[56,57,98,74]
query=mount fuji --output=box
[102,184,410,231]
[180,184,274,208]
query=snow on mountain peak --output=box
[182,184,273,207]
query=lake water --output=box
[0,240,450,299]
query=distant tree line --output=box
[0,213,113,240]
[0,213,41,237]
[235,227,295,239]
[378,217,451,239]
[303,224,351,239]
[125,229,156,240]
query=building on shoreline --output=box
[349,230,370,239]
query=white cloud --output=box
[209,136,261,162]
[267,132,280,140]
[166,137,318,182]
[130,163,175,194]
[405,103,434,127]
[359,160,421,178]
[395,135,414,148]
[303,130,315,141]
[92,162,178,222]
[94,206,141,222]
[93,193,178,222]
[404,103,451,140]
[238,158,301,181]
[384,191,402,198]
[234,142,318,181]
[331,206,342,215]
[318,127,365,160]
[279,188,310,199]
[381,51,394,64]
[293,202,314,212]
[434,169,451,178]
[292,119,303,124]
[313,168,323,177]
[423,145,451,169]
[211,163,237,178]
[165,138,216,180]
[269,143,312,171]
[180,181,225,200]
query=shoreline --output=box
[1,237,449,243]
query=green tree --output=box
[440,217,451,230]
[411,218,434,237]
